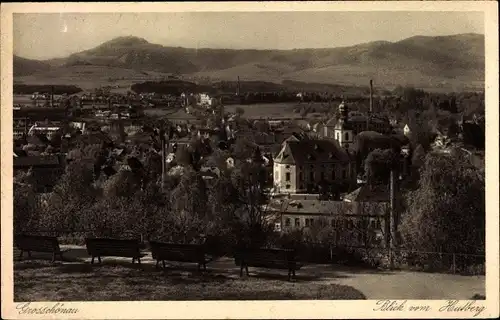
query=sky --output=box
[13,11,484,60]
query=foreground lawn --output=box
[14,260,366,301]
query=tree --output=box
[102,170,141,198]
[400,153,485,256]
[175,146,193,167]
[13,173,39,233]
[364,149,399,185]
[229,162,272,247]
[231,136,256,162]
[169,169,213,242]
[40,160,98,232]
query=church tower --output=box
[334,101,354,149]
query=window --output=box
[286,172,291,181]
[342,169,347,179]
[344,132,349,141]
[295,218,300,227]
[286,184,291,189]
[285,218,291,227]
[274,223,281,232]
[336,132,340,140]
[305,219,310,227]
[286,165,290,169]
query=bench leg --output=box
[155,260,160,269]
[91,256,95,264]
[27,251,32,258]
[132,258,135,264]
[59,252,65,261]
[240,265,244,277]
[162,260,166,269]
[288,270,291,281]
[51,252,56,263]
[137,258,141,265]
[19,250,23,259]
[245,266,249,276]
[98,256,102,264]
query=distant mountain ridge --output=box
[14,33,485,90]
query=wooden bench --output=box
[85,238,146,264]
[235,248,303,281]
[149,241,214,271]
[14,234,68,262]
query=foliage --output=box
[399,153,485,255]
[235,107,245,116]
[13,173,40,233]
[364,148,399,185]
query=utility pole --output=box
[369,79,373,113]
[50,86,54,107]
[387,168,398,269]
[160,128,169,192]
[367,79,373,131]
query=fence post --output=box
[452,253,456,274]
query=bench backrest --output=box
[239,248,296,269]
[85,238,142,258]
[14,234,60,253]
[149,241,205,263]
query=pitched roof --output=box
[266,199,352,215]
[343,184,390,203]
[14,155,62,168]
[265,199,388,217]
[274,138,350,164]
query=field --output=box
[224,103,317,119]
[14,65,170,93]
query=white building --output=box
[273,137,356,194]
[27,123,60,138]
[198,93,219,108]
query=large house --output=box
[273,136,356,194]
[265,198,387,246]
[323,102,393,148]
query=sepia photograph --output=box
[1,1,498,319]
